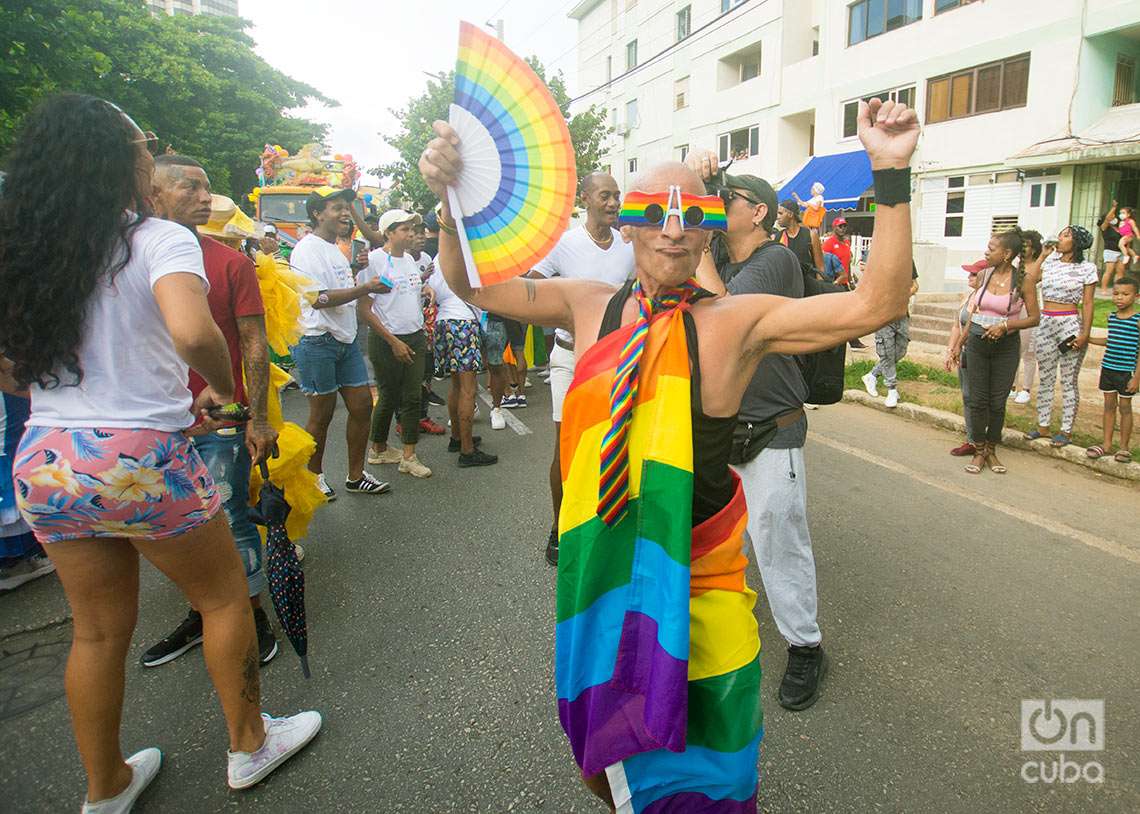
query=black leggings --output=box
[963,328,1021,445]
[369,329,427,445]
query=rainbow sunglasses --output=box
[619,186,727,231]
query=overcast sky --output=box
[241,0,580,184]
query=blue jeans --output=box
[290,333,371,396]
[192,429,264,597]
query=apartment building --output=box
[149,0,239,17]
[569,0,1140,286]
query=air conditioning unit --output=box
[614,122,629,136]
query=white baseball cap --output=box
[378,209,423,233]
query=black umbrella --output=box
[250,462,311,678]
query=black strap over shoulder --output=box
[596,279,715,414]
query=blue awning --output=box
[777,151,872,212]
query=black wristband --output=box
[872,167,911,206]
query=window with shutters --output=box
[927,54,1030,123]
[944,176,965,237]
[717,125,760,162]
[676,6,691,41]
[991,215,1019,234]
[842,85,916,139]
[675,77,689,110]
[1114,56,1136,107]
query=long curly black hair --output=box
[0,94,150,389]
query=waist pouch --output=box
[729,419,778,465]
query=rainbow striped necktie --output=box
[597,277,702,526]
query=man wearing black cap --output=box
[688,156,828,712]
[289,186,391,499]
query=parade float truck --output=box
[250,144,367,247]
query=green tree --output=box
[0,0,332,198]
[377,57,609,214]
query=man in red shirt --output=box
[822,217,866,348]
[822,217,853,285]
[142,155,280,668]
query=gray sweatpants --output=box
[871,317,910,388]
[732,446,821,648]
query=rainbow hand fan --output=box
[447,21,577,288]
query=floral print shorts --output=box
[14,426,221,544]
[434,318,483,375]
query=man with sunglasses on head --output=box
[420,98,919,812]
[689,157,830,713]
[531,171,634,566]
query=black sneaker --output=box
[848,339,867,349]
[458,449,498,467]
[778,644,827,711]
[544,527,559,566]
[425,388,446,406]
[448,435,482,453]
[253,607,279,665]
[140,609,203,667]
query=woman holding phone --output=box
[0,94,320,812]
[1027,226,1099,447]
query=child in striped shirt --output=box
[1087,276,1140,462]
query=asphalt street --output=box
[2,380,1138,813]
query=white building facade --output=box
[569,0,1140,288]
[149,0,239,17]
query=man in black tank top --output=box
[420,97,921,810]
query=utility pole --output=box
[487,18,504,40]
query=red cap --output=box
[832,217,847,226]
[961,259,988,274]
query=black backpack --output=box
[729,241,848,406]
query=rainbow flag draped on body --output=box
[556,304,764,812]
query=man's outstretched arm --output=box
[419,122,590,331]
[734,98,920,359]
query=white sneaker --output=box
[1014,389,1031,404]
[884,389,899,408]
[804,403,819,411]
[473,403,480,418]
[227,711,322,790]
[315,474,336,502]
[293,543,305,562]
[398,455,432,478]
[1007,390,1016,400]
[82,748,162,813]
[861,372,878,397]
[490,407,506,430]
[367,447,403,465]
[0,554,56,592]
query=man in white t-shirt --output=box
[289,186,391,498]
[355,210,433,479]
[531,172,634,565]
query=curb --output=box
[841,389,1140,483]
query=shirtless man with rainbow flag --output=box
[420,97,920,812]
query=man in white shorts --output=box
[532,172,634,565]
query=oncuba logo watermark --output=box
[1020,699,1104,784]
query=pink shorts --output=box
[14,427,221,544]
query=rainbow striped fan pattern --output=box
[447,21,577,288]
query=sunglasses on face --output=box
[718,188,760,209]
[619,186,727,231]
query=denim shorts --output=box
[290,333,371,396]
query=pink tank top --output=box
[975,289,1020,318]
[1120,220,1135,239]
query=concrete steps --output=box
[903,295,1104,369]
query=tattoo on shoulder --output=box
[525,279,537,303]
